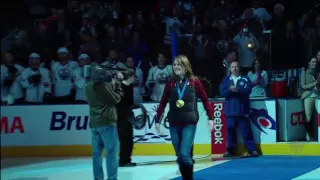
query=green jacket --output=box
[85,82,123,128]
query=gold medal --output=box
[176,100,185,108]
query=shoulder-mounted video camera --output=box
[83,63,128,83]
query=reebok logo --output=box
[213,103,224,144]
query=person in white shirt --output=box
[73,53,91,104]
[247,58,268,97]
[233,26,260,74]
[125,56,145,103]
[51,47,79,103]
[20,53,51,104]
[146,53,173,101]
[1,52,24,105]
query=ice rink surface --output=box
[1,155,320,180]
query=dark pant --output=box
[117,120,134,164]
[170,125,196,180]
[226,116,256,153]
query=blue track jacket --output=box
[220,76,252,117]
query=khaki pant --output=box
[303,97,318,122]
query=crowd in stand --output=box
[1,0,320,105]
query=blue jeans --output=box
[169,125,196,166]
[91,125,119,180]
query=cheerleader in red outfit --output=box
[155,55,214,180]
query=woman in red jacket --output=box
[155,55,214,180]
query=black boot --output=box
[304,122,314,141]
[185,164,194,180]
[179,164,194,180]
[191,145,195,163]
[179,164,187,179]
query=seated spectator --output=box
[247,58,268,97]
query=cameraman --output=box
[85,71,124,180]
[20,53,52,104]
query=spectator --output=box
[31,23,51,66]
[247,58,268,97]
[164,8,184,45]
[125,56,144,103]
[211,20,233,61]
[46,9,68,54]
[1,52,24,105]
[73,53,91,104]
[100,26,124,57]
[251,1,272,30]
[145,13,165,57]
[188,23,209,77]
[223,49,237,76]
[79,28,102,62]
[123,13,135,41]
[146,52,172,101]
[133,10,146,32]
[51,47,79,103]
[239,8,263,39]
[233,25,260,74]
[20,53,51,104]
[10,30,31,66]
[126,31,147,64]
[283,20,304,69]
[312,14,320,54]
[183,5,198,34]
[300,57,319,141]
[101,49,127,69]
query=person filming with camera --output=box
[85,70,125,180]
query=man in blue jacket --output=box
[220,61,259,157]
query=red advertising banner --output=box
[211,102,227,154]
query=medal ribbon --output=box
[176,78,188,100]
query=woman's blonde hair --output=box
[172,55,197,80]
